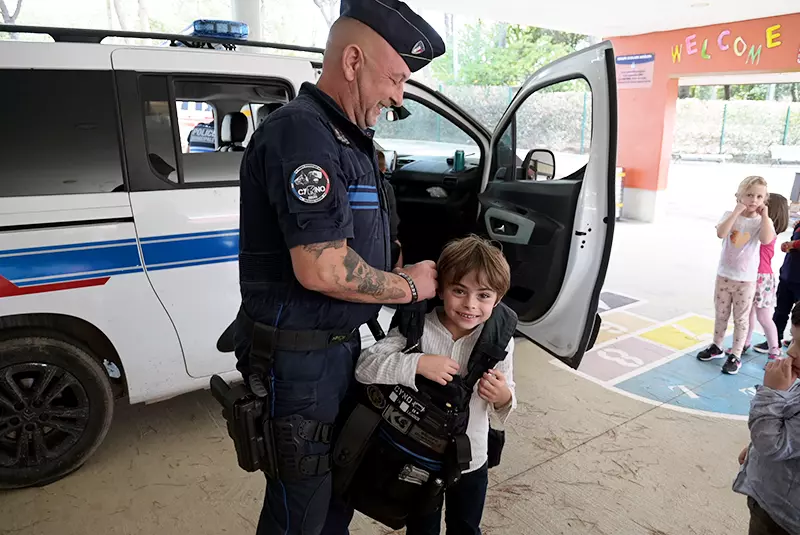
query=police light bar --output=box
[185,19,249,41]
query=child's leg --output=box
[713,276,734,347]
[744,299,758,348]
[747,497,790,535]
[755,306,780,353]
[405,500,444,535]
[730,282,757,357]
[443,464,489,535]
[772,280,794,343]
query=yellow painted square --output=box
[595,312,656,345]
[640,324,703,351]
[675,315,716,337]
[603,311,656,332]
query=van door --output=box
[111,48,309,378]
[482,42,618,368]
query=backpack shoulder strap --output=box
[389,300,429,352]
[463,302,518,390]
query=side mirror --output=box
[522,149,556,181]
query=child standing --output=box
[356,235,516,535]
[733,301,800,535]
[698,176,776,375]
[770,212,800,352]
[741,193,790,365]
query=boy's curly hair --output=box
[437,235,511,299]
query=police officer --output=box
[187,120,216,153]
[235,1,445,534]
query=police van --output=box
[0,20,617,489]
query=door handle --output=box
[485,207,535,245]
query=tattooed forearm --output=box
[292,241,408,304]
[301,240,345,260]
[342,248,406,300]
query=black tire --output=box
[0,330,114,489]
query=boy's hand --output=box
[478,369,512,407]
[417,354,459,385]
[734,202,747,215]
[763,357,798,391]
[782,241,793,253]
[738,445,748,466]
[757,204,769,218]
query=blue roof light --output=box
[185,19,249,41]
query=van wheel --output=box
[0,331,114,489]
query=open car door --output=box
[481,41,617,368]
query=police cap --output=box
[339,0,445,73]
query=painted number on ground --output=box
[597,348,644,368]
[669,384,699,399]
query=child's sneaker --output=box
[722,355,742,375]
[753,341,770,354]
[698,344,724,361]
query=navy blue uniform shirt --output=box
[780,221,800,284]
[238,83,391,332]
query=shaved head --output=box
[317,17,410,129]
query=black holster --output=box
[211,308,353,481]
[210,374,279,477]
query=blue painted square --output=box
[616,334,774,417]
[669,373,760,417]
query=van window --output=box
[139,76,289,186]
[0,70,124,197]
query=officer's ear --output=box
[342,44,365,83]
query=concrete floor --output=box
[0,338,751,535]
[4,161,795,535]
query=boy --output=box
[356,235,516,535]
[733,302,800,535]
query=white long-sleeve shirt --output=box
[355,308,516,473]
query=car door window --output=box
[374,99,479,161]
[496,79,592,181]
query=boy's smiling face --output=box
[440,270,498,336]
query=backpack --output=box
[332,301,518,529]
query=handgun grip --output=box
[210,374,230,405]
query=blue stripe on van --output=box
[0,231,240,287]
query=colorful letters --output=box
[671,23,782,66]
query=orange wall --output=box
[609,14,800,191]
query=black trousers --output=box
[748,497,790,535]
[405,464,489,535]
[772,280,800,342]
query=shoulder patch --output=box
[290,164,331,204]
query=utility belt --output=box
[210,309,357,481]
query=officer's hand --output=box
[417,354,459,385]
[399,261,437,302]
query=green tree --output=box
[432,20,580,87]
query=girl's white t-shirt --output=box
[717,211,763,282]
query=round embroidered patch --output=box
[366,385,386,410]
[290,164,330,204]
